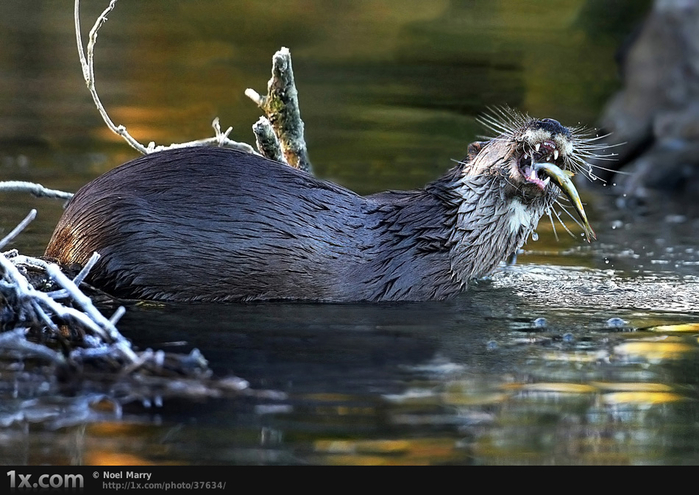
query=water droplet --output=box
[533,317,547,328]
[606,317,627,328]
[531,232,539,241]
[604,258,610,264]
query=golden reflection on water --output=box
[83,423,162,466]
[314,438,459,466]
[602,392,684,406]
[614,339,696,363]
[647,323,699,333]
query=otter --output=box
[45,114,595,302]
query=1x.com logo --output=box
[7,470,84,490]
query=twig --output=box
[72,252,101,287]
[252,117,286,163]
[4,254,111,342]
[0,209,37,251]
[0,182,73,201]
[0,210,134,363]
[0,328,64,364]
[15,254,132,356]
[245,47,312,172]
[144,119,257,155]
[74,0,257,156]
[75,0,147,154]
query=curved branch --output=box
[74,0,257,156]
[75,0,147,153]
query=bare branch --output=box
[145,119,258,155]
[0,209,36,251]
[246,47,312,172]
[75,0,147,154]
[252,117,286,163]
[0,181,73,201]
[74,0,258,156]
[0,329,63,365]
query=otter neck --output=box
[428,162,549,284]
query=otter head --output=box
[463,109,596,242]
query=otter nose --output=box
[533,118,571,139]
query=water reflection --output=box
[3,272,699,464]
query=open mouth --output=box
[518,140,560,190]
[516,139,596,242]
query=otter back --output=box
[45,147,458,302]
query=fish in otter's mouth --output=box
[475,108,601,242]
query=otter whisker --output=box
[555,200,589,237]
[490,105,530,128]
[477,115,515,136]
[577,154,616,165]
[478,106,533,138]
[575,133,623,147]
[546,208,560,242]
[550,204,577,239]
[587,163,632,176]
[576,132,613,143]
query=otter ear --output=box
[466,141,487,162]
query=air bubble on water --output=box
[606,317,627,328]
[533,317,547,328]
[562,333,574,343]
[665,214,686,224]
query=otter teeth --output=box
[553,149,559,161]
[523,166,550,190]
[535,143,540,152]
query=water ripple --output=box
[491,264,699,313]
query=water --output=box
[4,0,699,465]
